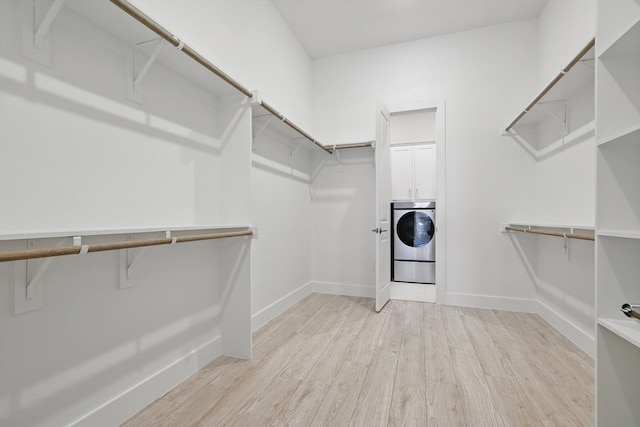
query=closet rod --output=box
[0,230,253,263]
[504,226,594,241]
[505,37,595,132]
[109,0,333,155]
[333,141,374,150]
[260,101,333,154]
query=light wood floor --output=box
[122,293,594,426]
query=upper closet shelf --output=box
[65,0,332,155]
[503,38,595,132]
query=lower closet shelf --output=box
[598,318,640,349]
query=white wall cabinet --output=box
[595,0,640,424]
[390,144,435,201]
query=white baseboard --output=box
[439,291,595,359]
[535,299,596,358]
[72,336,222,427]
[251,282,312,332]
[311,281,375,298]
[439,291,538,312]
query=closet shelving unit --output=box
[595,0,640,423]
[503,38,595,158]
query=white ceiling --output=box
[271,0,547,58]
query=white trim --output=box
[71,336,221,427]
[536,299,596,358]
[439,291,538,313]
[251,282,312,332]
[311,281,375,298]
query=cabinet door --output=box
[390,146,413,201]
[413,144,436,200]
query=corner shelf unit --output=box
[595,1,640,425]
[503,38,595,158]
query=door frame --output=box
[386,99,446,303]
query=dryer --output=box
[392,201,435,284]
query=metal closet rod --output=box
[109,0,332,155]
[259,101,333,154]
[0,230,253,263]
[504,226,594,241]
[505,37,595,132]
[333,141,374,150]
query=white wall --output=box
[311,20,540,307]
[535,0,596,225]
[310,148,376,297]
[129,0,314,131]
[537,0,596,88]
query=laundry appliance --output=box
[392,201,435,284]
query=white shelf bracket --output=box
[22,0,66,66]
[127,38,163,103]
[290,138,307,159]
[126,246,148,279]
[119,234,144,289]
[254,116,274,141]
[537,100,568,136]
[34,0,65,49]
[14,238,65,314]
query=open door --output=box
[374,105,391,312]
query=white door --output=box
[414,144,436,200]
[390,146,413,201]
[374,105,391,312]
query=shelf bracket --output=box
[119,231,175,288]
[22,0,66,66]
[254,116,274,141]
[14,238,65,314]
[127,38,163,103]
[34,0,65,49]
[290,138,307,159]
[536,100,568,136]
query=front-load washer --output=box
[392,201,435,284]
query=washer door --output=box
[396,211,434,248]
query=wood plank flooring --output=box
[122,294,594,426]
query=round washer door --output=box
[396,211,434,247]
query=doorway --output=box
[386,101,445,303]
